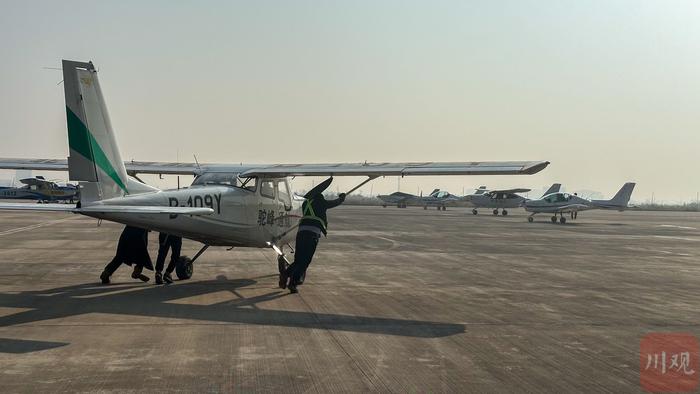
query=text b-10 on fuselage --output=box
[168,193,222,214]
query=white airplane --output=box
[377,188,461,210]
[464,183,561,216]
[524,183,636,224]
[0,60,549,280]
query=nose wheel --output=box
[501,210,508,216]
[492,209,499,215]
[472,209,478,215]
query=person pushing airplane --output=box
[280,177,345,293]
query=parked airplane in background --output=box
[378,189,461,210]
[465,183,561,216]
[524,183,636,223]
[0,60,548,279]
[0,176,78,203]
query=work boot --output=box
[155,271,163,285]
[100,270,110,285]
[131,266,149,282]
[163,271,174,284]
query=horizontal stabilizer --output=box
[78,205,214,215]
[0,203,75,212]
[0,203,214,216]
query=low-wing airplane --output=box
[524,183,636,223]
[377,189,461,210]
[0,60,549,280]
[0,176,78,203]
[464,183,561,216]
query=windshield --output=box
[191,172,257,192]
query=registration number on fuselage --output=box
[168,194,222,214]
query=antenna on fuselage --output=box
[193,154,201,171]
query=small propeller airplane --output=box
[377,188,461,210]
[0,176,78,203]
[524,183,636,224]
[0,60,549,280]
[464,183,561,216]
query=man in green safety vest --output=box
[280,177,345,293]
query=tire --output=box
[423,206,427,210]
[559,217,567,224]
[527,216,534,223]
[493,209,498,215]
[502,210,508,216]
[472,209,478,215]
[551,216,557,223]
[175,256,193,280]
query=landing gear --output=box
[493,209,499,215]
[175,257,193,280]
[397,203,407,208]
[550,216,557,223]
[439,206,446,211]
[501,210,508,216]
[559,216,567,224]
[175,244,209,280]
[527,216,534,223]
[472,209,478,215]
[382,204,387,208]
[423,205,427,210]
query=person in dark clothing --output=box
[280,177,345,293]
[154,233,182,285]
[100,226,154,284]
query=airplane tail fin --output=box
[592,182,636,210]
[62,60,153,203]
[608,182,636,207]
[541,183,561,197]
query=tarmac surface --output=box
[0,205,698,393]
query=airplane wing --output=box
[19,177,53,187]
[0,158,200,175]
[0,202,214,215]
[488,188,532,194]
[0,158,549,177]
[240,161,549,177]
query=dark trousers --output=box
[155,233,182,273]
[104,227,152,276]
[287,231,320,285]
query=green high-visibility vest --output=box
[302,199,327,230]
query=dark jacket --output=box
[298,177,344,236]
[115,226,153,270]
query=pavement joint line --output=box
[0,216,79,236]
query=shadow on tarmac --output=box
[0,276,464,345]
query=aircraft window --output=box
[192,172,237,186]
[277,180,291,206]
[240,177,257,192]
[191,172,257,192]
[260,180,275,199]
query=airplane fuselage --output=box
[81,178,302,248]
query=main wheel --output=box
[382,204,387,208]
[502,210,508,216]
[423,205,427,210]
[550,216,557,223]
[527,216,534,223]
[175,256,193,280]
[493,209,499,215]
[441,206,446,211]
[472,209,478,215]
[559,216,567,224]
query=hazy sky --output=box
[1,1,699,203]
